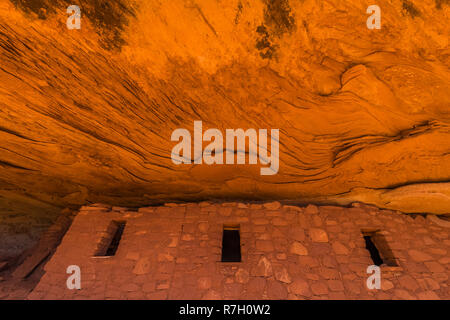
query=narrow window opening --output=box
[221,225,241,262]
[363,235,383,266]
[95,220,126,257]
[362,230,398,267]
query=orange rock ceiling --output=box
[0,0,449,223]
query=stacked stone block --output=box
[28,202,449,300]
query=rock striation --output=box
[0,0,449,231]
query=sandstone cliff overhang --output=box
[0,0,449,225]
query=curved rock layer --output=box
[0,0,449,226]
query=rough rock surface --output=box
[0,0,449,237]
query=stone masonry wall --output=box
[28,202,450,300]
